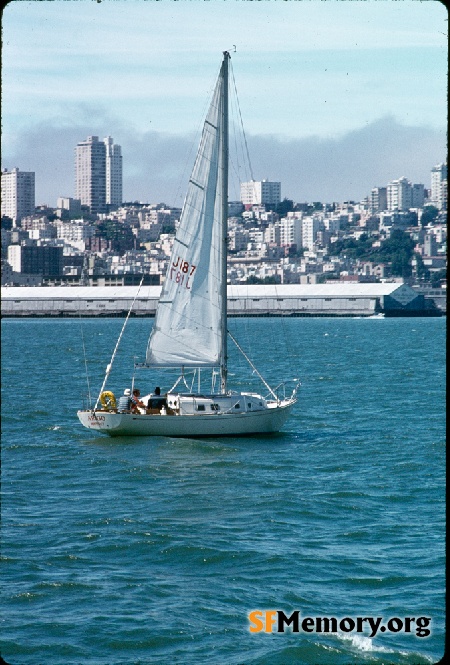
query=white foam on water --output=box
[336,632,435,662]
[337,632,376,652]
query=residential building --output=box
[228,228,248,252]
[76,136,106,214]
[56,197,82,218]
[104,136,123,206]
[264,222,281,245]
[302,216,323,250]
[75,136,122,214]
[55,221,95,243]
[7,244,63,277]
[423,233,438,257]
[430,162,447,210]
[387,177,412,211]
[280,216,302,248]
[240,179,281,207]
[370,187,387,213]
[411,184,425,209]
[324,217,340,233]
[1,168,35,223]
[387,177,425,212]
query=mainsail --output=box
[146,62,226,368]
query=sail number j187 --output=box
[170,257,197,289]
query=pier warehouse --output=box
[1,283,441,317]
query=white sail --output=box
[146,68,225,367]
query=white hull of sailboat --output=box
[77,399,295,438]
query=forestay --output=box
[146,68,225,367]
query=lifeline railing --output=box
[266,379,301,404]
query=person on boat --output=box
[117,388,132,412]
[147,387,167,412]
[130,388,146,413]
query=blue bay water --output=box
[1,316,445,665]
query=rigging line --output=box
[230,61,255,182]
[227,329,278,400]
[229,73,252,196]
[92,275,145,413]
[78,305,92,406]
[228,78,246,199]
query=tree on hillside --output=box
[414,253,430,282]
[430,268,446,288]
[420,206,439,227]
[330,229,416,277]
[1,216,13,230]
[378,230,415,277]
[276,198,294,217]
[329,234,373,259]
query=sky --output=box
[1,0,448,207]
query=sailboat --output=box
[77,52,299,437]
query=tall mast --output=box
[220,51,230,394]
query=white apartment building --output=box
[386,178,425,212]
[149,208,181,226]
[430,162,447,210]
[55,222,95,242]
[75,136,122,214]
[280,216,302,248]
[76,136,106,214]
[387,177,412,211]
[1,168,35,223]
[104,136,123,206]
[20,216,52,231]
[56,197,82,218]
[324,217,340,233]
[248,229,265,244]
[7,245,22,272]
[264,222,281,245]
[302,216,323,250]
[370,187,387,213]
[240,179,281,207]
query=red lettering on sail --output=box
[169,260,197,289]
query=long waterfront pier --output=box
[1,283,442,317]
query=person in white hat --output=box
[117,388,132,412]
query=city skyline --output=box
[2,0,447,206]
[1,157,446,226]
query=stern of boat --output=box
[77,410,124,433]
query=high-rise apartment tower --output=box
[75,136,122,213]
[430,162,447,211]
[1,167,35,223]
[104,136,123,206]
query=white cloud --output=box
[1,114,445,207]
